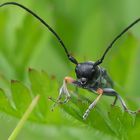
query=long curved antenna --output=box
[94,18,140,66]
[0,2,78,65]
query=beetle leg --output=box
[58,78,71,104]
[60,76,75,103]
[51,77,75,111]
[112,95,118,106]
[83,88,103,120]
[103,88,137,114]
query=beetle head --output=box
[75,61,100,86]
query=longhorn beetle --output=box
[0,2,139,120]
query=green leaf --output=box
[0,1,140,139]
[0,88,14,114]
[129,113,140,139]
[62,93,115,136]
[11,80,32,114]
[28,69,49,119]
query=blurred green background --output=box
[0,0,140,140]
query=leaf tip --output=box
[28,68,33,72]
[11,80,19,83]
[51,75,56,80]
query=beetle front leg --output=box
[83,88,103,120]
[50,76,75,110]
[59,77,75,104]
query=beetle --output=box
[0,2,139,120]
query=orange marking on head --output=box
[97,88,103,94]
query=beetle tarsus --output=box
[125,109,137,114]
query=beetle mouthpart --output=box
[80,78,87,85]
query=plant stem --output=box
[8,95,40,140]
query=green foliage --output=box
[0,0,140,140]
[0,69,140,140]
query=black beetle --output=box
[0,2,139,120]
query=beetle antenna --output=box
[0,2,78,65]
[94,18,140,66]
